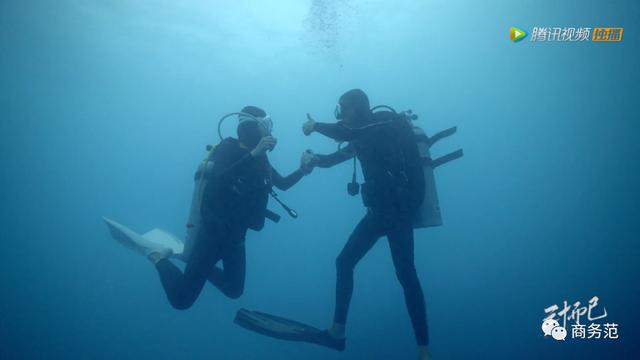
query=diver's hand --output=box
[303,113,317,136]
[300,149,316,175]
[251,136,277,157]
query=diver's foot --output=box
[417,346,432,360]
[318,330,346,352]
[147,248,172,265]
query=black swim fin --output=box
[234,308,345,351]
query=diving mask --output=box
[238,113,273,136]
[334,103,343,120]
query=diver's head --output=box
[335,89,371,125]
[237,105,273,148]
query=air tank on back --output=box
[412,125,442,228]
[410,122,463,229]
[183,147,216,260]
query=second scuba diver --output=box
[302,89,432,360]
[147,106,312,309]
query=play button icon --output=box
[510,27,527,42]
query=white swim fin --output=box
[103,217,184,258]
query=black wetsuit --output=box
[313,112,429,346]
[155,138,305,310]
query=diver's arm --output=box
[213,137,275,179]
[218,154,253,177]
[211,141,253,180]
[271,167,306,191]
[313,122,364,142]
[313,144,354,168]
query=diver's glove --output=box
[251,136,277,157]
[303,113,317,136]
[300,149,316,175]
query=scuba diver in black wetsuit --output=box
[147,106,311,310]
[302,89,432,359]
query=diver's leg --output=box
[333,212,383,330]
[154,225,222,310]
[387,219,429,348]
[207,240,246,299]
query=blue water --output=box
[1,1,639,359]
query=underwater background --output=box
[1,0,639,359]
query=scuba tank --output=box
[407,112,463,228]
[412,125,441,227]
[183,144,217,260]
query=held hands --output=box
[303,113,317,136]
[301,114,318,174]
[300,149,317,175]
[251,136,277,157]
